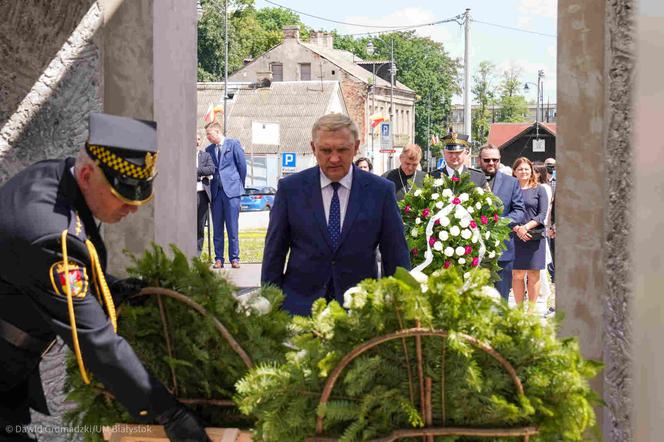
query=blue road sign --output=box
[436,158,445,169]
[282,152,296,168]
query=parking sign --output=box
[282,152,296,170]
[379,122,394,153]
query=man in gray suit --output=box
[196,134,215,255]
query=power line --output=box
[346,17,463,37]
[471,19,556,38]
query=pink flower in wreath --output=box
[471,257,479,267]
[404,205,412,214]
[465,246,473,255]
[481,215,489,225]
[452,197,461,205]
[411,247,419,256]
[434,218,441,226]
[429,237,436,246]
[422,208,431,218]
[469,220,478,229]
[451,175,460,182]
[493,213,499,222]
[443,261,451,269]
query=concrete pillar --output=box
[557,0,634,440]
[100,0,197,272]
[633,2,664,440]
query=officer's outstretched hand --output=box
[157,404,212,442]
[109,277,148,305]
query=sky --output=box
[254,0,557,105]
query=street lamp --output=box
[523,69,545,123]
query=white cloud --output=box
[517,0,557,18]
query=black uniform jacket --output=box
[430,165,488,188]
[0,158,176,424]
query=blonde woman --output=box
[511,157,549,306]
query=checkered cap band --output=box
[87,144,155,180]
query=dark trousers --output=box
[547,238,555,282]
[197,190,209,255]
[211,190,241,263]
[495,260,513,301]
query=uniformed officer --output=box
[0,113,211,441]
[430,131,488,188]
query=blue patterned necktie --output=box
[328,182,341,249]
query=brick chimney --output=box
[309,31,333,49]
[283,26,300,41]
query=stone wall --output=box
[0,0,102,183]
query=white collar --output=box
[320,166,353,190]
[215,136,225,147]
[446,165,464,176]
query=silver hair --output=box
[311,113,359,143]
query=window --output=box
[271,63,283,82]
[300,63,311,81]
[331,70,336,75]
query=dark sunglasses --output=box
[482,158,500,163]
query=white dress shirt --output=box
[320,166,353,230]
[446,165,465,177]
[213,136,226,162]
[196,151,204,192]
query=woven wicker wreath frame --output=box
[122,286,254,408]
[307,325,539,442]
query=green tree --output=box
[471,61,497,144]
[339,32,460,150]
[197,1,308,81]
[497,66,528,122]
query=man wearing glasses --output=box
[478,144,526,301]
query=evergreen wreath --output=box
[235,268,601,442]
[400,173,511,283]
[64,244,291,440]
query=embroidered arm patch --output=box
[49,261,89,299]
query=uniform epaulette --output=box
[468,167,483,173]
[67,207,87,241]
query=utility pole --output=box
[463,8,472,139]
[389,38,396,170]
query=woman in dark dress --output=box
[511,157,549,306]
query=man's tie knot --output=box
[331,182,341,191]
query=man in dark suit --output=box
[430,132,487,188]
[479,145,526,300]
[0,113,210,441]
[205,121,247,269]
[261,114,411,315]
[196,134,215,255]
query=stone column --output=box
[557,0,635,440]
[100,0,197,273]
[632,2,664,440]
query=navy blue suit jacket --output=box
[491,172,525,262]
[261,165,411,315]
[205,138,247,199]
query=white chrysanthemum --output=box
[409,270,429,293]
[458,257,466,265]
[449,225,461,236]
[464,272,471,279]
[459,218,470,228]
[442,188,453,198]
[467,207,474,213]
[486,197,493,205]
[414,189,423,197]
[438,230,449,241]
[435,201,444,209]
[431,193,440,200]
[415,217,422,225]
[459,193,469,202]
[475,202,482,209]
[411,228,419,238]
[476,187,485,195]
[440,216,450,227]
[236,290,272,316]
[444,246,455,257]
[471,235,479,244]
[343,286,367,309]
[434,241,443,251]
[485,231,491,239]
[434,178,444,187]
[455,246,466,256]
[488,251,496,259]
[461,229,472,240]
[495,240,500,247]
[481,286,502,301]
